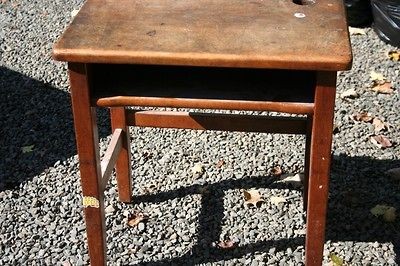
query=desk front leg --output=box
[305,71,337,266]
[68,63,107,266]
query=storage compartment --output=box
[90,64,316,110]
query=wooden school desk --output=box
[53,0,352,265]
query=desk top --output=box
[53,0,352,70]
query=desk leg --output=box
[303,115,313,213]
[305,71,336,266]
[68,63,107,265]
[110,107,132,203]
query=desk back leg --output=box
[110,107,133,203]
[303,114,313,213]
[68,63,107,265]
[305,71,337,266]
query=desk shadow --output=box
[0,66,110,191]
[327,154,400,264]
[134,175,303,265]
[132,155,399,265]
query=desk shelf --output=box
[91,64,316,114]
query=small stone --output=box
[105,205,115,214]
[137,222,145,231]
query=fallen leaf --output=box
[243,189,264,207]
[278,173,303,188]
[271,165,283,176]
[340,88,359,99]
[370,71,385,82]
[21,145,35,153]
[352,112,374,122]
[371,82,395,94]
[371,204,397,222]
[372,117,387,132]
[216,160,225,168]
[329,253,344,266]
[127,212,148,227]
[216,240,237,249]
[383,207,396,222]
[386,167,400,182]
[270,196,287,205]
[370,135,392,149]
[198,185,210,195]
[191,163,204,175]
[348,27,366,35]
[388,50,400,61]
[370,204,388,216]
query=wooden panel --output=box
[53,0,352,70]
[127,110,307,134]
[100,128,123,191]
[92,64,315,114]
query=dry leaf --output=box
[352,112,374,122]
[340,88,359,99]
[370,204,388,216]
[370,135,392,149]
[21,145,35,153]
[191,163,204,175]
[216,240,237,249]
[370,204,396,222]
[127,212,148,227]
[388,50,400,61]
[216,160,225,168]
[330,253,344,266]
[243,189,264,207]
[270,196,287,205]
[372,117,387,132]
[383,207,396,222]
[348,27,366,35]
[386,167,400,182]
[198,185,210,195]
[370,71,385,82]
[278,173,303,188]
[271,165,283,176]
[371,82,394,94]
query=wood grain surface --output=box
[53,0,352,70]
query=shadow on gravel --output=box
[0,67,110,191]
[327,155,400,264]
[134,155,400,265]
[135,174,304,265]
[2,67,399,264]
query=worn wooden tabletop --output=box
[53,0,352,70]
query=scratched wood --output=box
[53,0,352,70]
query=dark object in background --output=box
[345,0,373,27]
[371,0,400,47]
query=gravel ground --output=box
[1,0,399,265]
